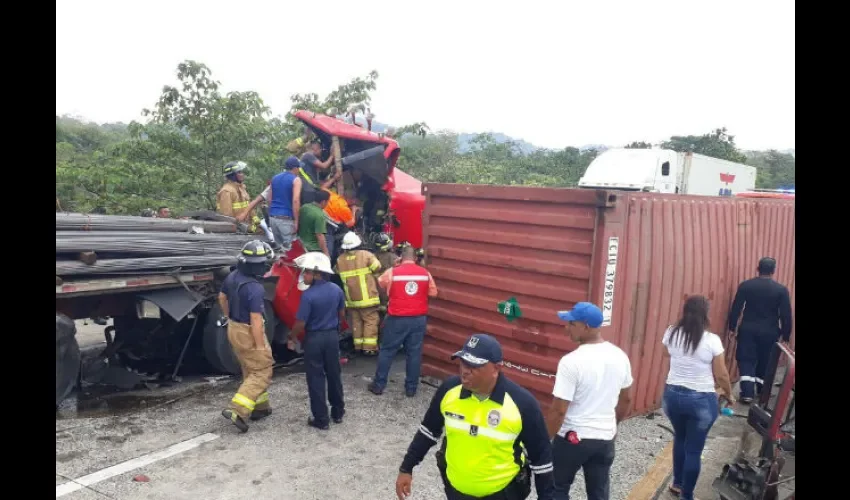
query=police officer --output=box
[396,334,555,500]
[336,232,383,355]
[369,245,437,397]
[219,240,275,433]
[728,257,793,403]
[287,252,347,430]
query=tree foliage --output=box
[56,62,794,215]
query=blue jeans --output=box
[372,315,427,393]
[269,217,295,252]
[662,384,718,500]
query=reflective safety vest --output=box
[336,250,382,308]
[388,262,430,317]
[440,383,526,497]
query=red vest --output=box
[388,262,431,317]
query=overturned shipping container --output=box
[421,184,795,417]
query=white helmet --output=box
[340,231,363,250]
[294,252,335,275]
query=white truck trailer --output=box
[577,148,756,196]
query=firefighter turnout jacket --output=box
[400,374,555,499]
[217,180,260,232]
[336,249,382,308]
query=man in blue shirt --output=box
[288,252,347,430]
[219,240,275,433]
[266,156,302,253]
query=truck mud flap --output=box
[56,314,80,406]
[139,287,205,323]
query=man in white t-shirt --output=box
[545,302,633,500]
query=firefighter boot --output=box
[251,392,272,421]
[221,409,249,433]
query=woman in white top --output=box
[661,295,734,500]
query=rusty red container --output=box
[420,184,795,416]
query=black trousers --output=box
[736,332,778,399]
[552,435,615,500]
[303,329,345,425]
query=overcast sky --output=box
[56,0,795,151]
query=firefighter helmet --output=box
[223,161,248,176]
[376,233,393,252]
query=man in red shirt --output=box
[368,246,437,398]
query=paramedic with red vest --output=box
[368,246,438,398]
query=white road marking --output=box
[56,432,219,497]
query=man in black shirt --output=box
[727,257,793,403]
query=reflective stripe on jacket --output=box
[336,250,382,308]
[388,262,430,317]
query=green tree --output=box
[662,127,748,164]
[625,141,653,149]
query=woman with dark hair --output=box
[661,295,734,500]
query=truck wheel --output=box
[202,302,277,375]
[56,314,81,406]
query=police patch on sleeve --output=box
[487,409,501,427]
[404,281,419,295]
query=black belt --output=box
[271,215,293,220]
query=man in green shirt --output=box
[298,190,331,256]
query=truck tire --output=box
[56,314,81,406]
[202,301,277,375]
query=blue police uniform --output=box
[295,278,347,426]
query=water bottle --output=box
[721,407,735,417]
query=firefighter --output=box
[374,233,398,312]
[218,240,276,433]
[217,161,264,235]
[287,252,347,430]
[369,245,438,397]
[728,257,793,403]
[336,231,383,355]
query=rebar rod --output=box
[56,255,237,276]
[56,213,237,233]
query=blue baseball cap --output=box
[451,334,503,367]
[557,302,604,328]
[284,155,300,170]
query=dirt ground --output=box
[56,354,671,500]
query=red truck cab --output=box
[267,111,425,342]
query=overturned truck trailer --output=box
[420,184,795,417]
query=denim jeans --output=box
[372,315,427,393]
[269,217,295,252]
[662,384,719,500]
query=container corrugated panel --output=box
[421,184,795,417]
[589,193,795,415]
[420,184,610,404]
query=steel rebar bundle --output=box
[56,213,238,233]
[55,237,250,257]
[56,255,237,277]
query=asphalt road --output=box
[56,354,671,500]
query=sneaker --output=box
[367,383,384,396]
[307,417,329,430]
[250,408,272,421]
[405,390,416,398]
[222,409,249,433]
[740,397,753,404]
[332,409,346,424]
